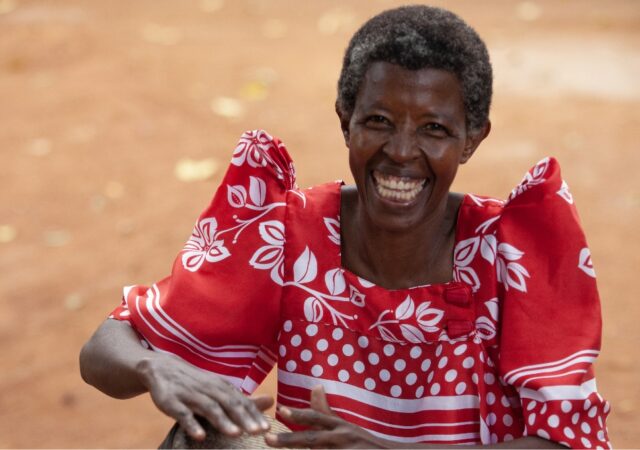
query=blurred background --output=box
[0,0,638,447]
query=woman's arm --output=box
[79,319,272,441]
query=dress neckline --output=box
[336,182,468,292]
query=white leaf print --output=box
[416,302,444,331]
[293,246,317,284]
[227,184,247,208]
[182,218,230,271]
[270,261,284,286]
[497,243,524,261]
[485,298,499,322]
[349,285,366,307]
[400,324,425,343]
[557,180,574,204]
[249,176,267,206]
[532,157,550,179]
[357,276,375,288]
[323,217,340,246]
[578,247,596,278]
[303,297,323,322]
[480,235,497,264]
[455,266,481,292]
[249,245,283,269]
[500,261,530,292]
[378,325,400,343]
[454,237,480,267]
[258,220,285,246]
[475,215,501,234]
[324,268,346,295]
[205,241,230,262]
[475,316,497,340]
[395,295,415,320]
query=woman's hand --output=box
[137,354,273,441]
[264,386,386,449]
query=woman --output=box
[80,6,610,449]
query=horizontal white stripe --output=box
[507,356,596,385]
[277,392,479,431]
[278,370,479,413]
[369,429,479,444]
[521,369,587,388]
[518,378,598,402]
[241,376,259,393]
[504,349,599,383]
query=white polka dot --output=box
[342,344,354,356]
[501,395,510,407]
[598,416,603,428]
[455,382,466,395]
[353,361,365,373]
[435,344,443,356]
[421,359,431,371]
[462,357,475,369]
[338,370,349,382]
[427,371,434,383]
[286,360,297,371]
[484,373,495,385]
[290,334,302,347]
[301,350,312,361]
[503,414,513,427]
[548,415,560,428]
[394,359,406,371]
[561,400,572,413]
[332,328,343,340]
[588,406,598,418]
[384,344,395,356]
[311,365,323,377]
[415,386,425,398]
[571,412,580,425]
[486,357,495,367]
[120,310,130,317]
[445,369,458,382]
[279,345,286,357]
[528,413,536,426]
[527,401,537,411]
[537,429,550,440]
[410,346,422,359]
[364,378,376,390]
[454,344,467,355]
[504,434,514,442]
[327,353,338,366]
[283,320,292,332]
[368,353,380,365]
[406,373,417,385]
[584,399,592,410]
[540,403,547,415]
[490,433,498,444]
[430,383,441,395]
[563,427,575,439]
[487,392,496,405]
[603,402,610,413]
[581,437,592,448]
[390,385,402,397]
[306,324,318,336]
[472,373,479,384]
[597,430,606,442]
[581,422,591,434]
[437,356,448,369]
[358,336,369,348]
[487,413,497,426]
[379,369,391,382]
[317,339,328,351]
[140,339,149,349]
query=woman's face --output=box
[341,61,488,232]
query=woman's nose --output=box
[383,130,421,163]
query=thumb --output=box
[310,385,334,416]
[251,394,275,412]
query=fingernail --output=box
[228,424,240,434]
[279,406,291,416]
[260,419,270,430]
[265,432,276,442]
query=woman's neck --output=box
[340,187,462,290]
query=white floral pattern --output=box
[182,218,230,272]
[368,295,445,343]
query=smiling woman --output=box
[79,5,610,449]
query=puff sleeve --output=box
[108,130,297,394]
[496,158,611,448]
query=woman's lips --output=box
[372,170,427,203]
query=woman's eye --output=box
[422,123,448,135]
[365,115,391,127]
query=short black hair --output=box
[337,5,492,132]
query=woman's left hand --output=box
[264,386,386,449]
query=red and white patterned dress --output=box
[110,130,611,448]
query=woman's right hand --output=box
[137,355,273,441]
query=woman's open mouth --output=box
[372,170,428,203]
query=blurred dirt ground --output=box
[0,0,639,448]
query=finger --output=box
[265,430,335,449]
[173,407,206,442]
[189,395,242,437]
[310,385,334,416]
[278,406,340,429]
[218,392,269,434]
[251,394,275,412]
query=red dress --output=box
[110,130,611,448]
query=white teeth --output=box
[372,171,426,202]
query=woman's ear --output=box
[335,101,350,146]
[461,120,491,164]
